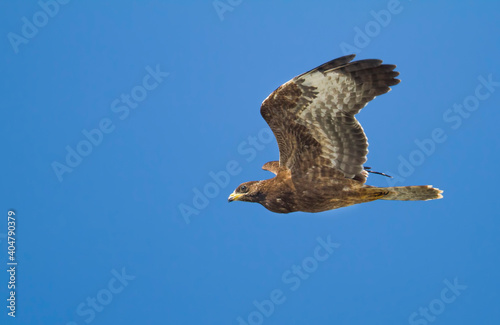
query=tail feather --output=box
[378,185,443,201]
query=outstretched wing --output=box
[260,54,399,183]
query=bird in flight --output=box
[228,55,443,213]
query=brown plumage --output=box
[228,54,443,213]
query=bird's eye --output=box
[240,185,248,193]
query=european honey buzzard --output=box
[228,54,443,213]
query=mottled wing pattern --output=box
[260,54,399,183]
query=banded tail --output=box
[378,185,443,201]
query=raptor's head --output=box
[228,181,264,203]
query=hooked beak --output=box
[228,192,243,202]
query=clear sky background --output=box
[1,1,500,324]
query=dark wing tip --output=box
[382,63,397,69]
[380,64,400,83]
[296,54,357,78]
[343,59,383,72]
[388,78,401,86]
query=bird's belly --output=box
[295,188,367,213]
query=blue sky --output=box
[1,1,500,324]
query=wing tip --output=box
[389,78,401,86]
